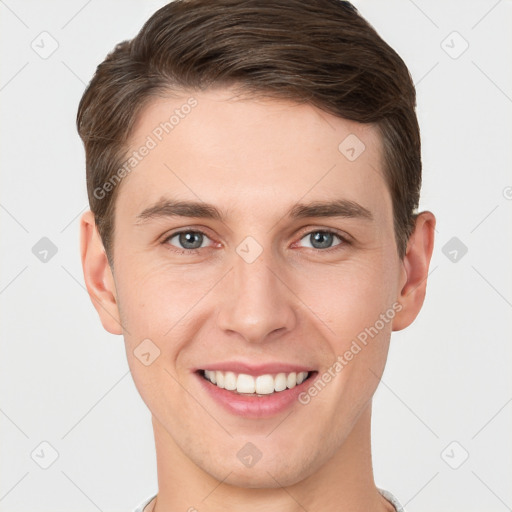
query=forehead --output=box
[117,88,390,221]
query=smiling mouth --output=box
[198,369,315,396]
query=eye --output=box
[297,230,346,250]
[164,230,212,252]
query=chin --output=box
[205,452,317,489]
[222,468,297,489]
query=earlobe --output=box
[80,210,123,335]
[392,211,436,332]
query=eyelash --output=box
[162,228,351,255]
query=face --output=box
[81,87,434,488]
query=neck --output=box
[150,404,394,512]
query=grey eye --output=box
[168,231,208,250]
[299,231,342,250]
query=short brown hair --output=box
[77,0,421,263]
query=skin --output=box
[80,88,435,512]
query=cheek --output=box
[297,261,397,431]
[115,255,207,331]
[114,258,206,415]
[294,255,399,342]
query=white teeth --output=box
[274,373,287,392]
[255,374,275,395]
[237,373,255,393]
[287,372,297,388]
[216,371,224,388]
[224,371,237,391]
[202,370,310,395]
[204,370,216,384]
[297,371,307,384]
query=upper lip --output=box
[194,361,315,376]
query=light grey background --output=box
[1,1,511,511]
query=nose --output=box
[216,247,298,344]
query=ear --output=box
[80,210,123,335]
[392,211,436,331]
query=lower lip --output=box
[195,371,317,418]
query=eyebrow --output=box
[135,198,373,224]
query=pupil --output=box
[180,232,203,249]
[311,231,332,249]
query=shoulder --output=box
[378,488,406,512]
[132,494,157,512]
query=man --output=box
[77,1,435,511]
